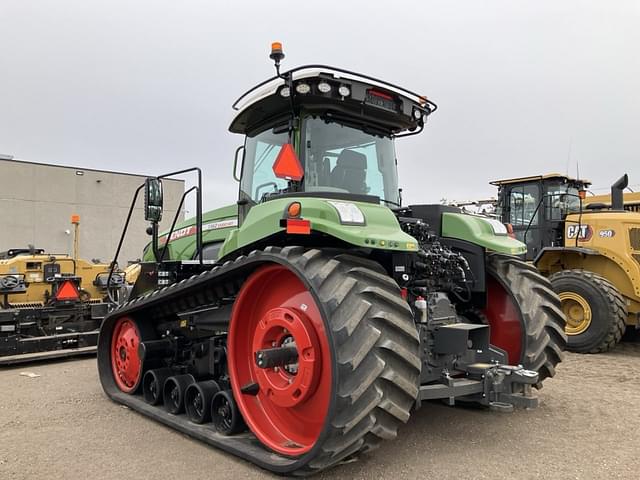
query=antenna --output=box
[565,137,572,176]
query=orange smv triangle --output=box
[56,280,80,301]
[272,143,304,181]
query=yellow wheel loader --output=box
[492,173,640,352]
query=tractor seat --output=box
[329,149,368,195]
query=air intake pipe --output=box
[611,174,628,211]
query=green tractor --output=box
[98,45,565,475]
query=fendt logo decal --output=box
[159,218,238,244]
[567,224,593,242]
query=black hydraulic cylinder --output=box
[255,345,298,369]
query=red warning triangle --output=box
[55,280,80,300]
[272,143,304,181]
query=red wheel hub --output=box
[483,276,523,364]
[252,307,320,408]
[111,316,143,393]
[228,264,332,456]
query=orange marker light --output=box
[71,214,80,224]
[287,202,301,217]
[578,190,586,200]
[271,42,282,52]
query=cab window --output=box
[509,184,539,226]
[241,128,288,203]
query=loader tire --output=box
[549,270,627,353]
[227,247,421,475]
[484,254,566,387]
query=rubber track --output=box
[486,253,567,387]
[549,269,627,353]
[98,246,421,476]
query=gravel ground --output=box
[1,339,639,480]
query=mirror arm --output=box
[158,185,198,263]
[157,167,203,265]
[107,183,145,303]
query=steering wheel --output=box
[0,275,20,289]
[254,182,279,200]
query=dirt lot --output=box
[1,340,639,480]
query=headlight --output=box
[327,201,365,225]
[484,218,508,235]
[338,85,351,97]
[279,86,291,97]
[295,83,311,94]
[317,81,331,93]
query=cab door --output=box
[505,182,543,261]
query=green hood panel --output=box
[143,204,239,261]
[441,212,527,255]
[219,197,419,258]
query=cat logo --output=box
[566,224,593,242]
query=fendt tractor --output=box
[0,243,125,364]
[492,173,640,353]
[97,45,565,475]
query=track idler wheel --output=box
[142,368,173,405]
[110,316,145,393]
[163,374,195,414]
[185,380,221,424]
[211,390,245,435]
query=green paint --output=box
[142,204,238,261]
[219,197,419,258]
[441,212,527,255]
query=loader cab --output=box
[492,174,587,261]
[230,65,435,224]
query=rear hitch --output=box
[417,363,539,411]
[483,364,539,412]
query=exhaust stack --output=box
[611,174,628,211]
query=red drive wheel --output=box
[228,264,332,456]
[482,253,566,385]
[111,316,144,393]
[483,276,523,364]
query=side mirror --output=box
[144,177,163,222]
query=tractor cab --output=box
[231,44,436,224]
[492,173,589,261]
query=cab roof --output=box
[229,65,437,137]
[490,173,591,188]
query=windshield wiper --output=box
[381,199,400,208]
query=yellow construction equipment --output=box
[492,173,640,352]
[0,216,127,364]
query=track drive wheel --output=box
[228,247,420,474]
[483,253,566,386]
[549,270,627,353]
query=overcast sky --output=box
[1,1,639,211]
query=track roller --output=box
[185,380,221,424]
[211,390,245,435]
[142,368,173,405]
[163,374,195,414]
